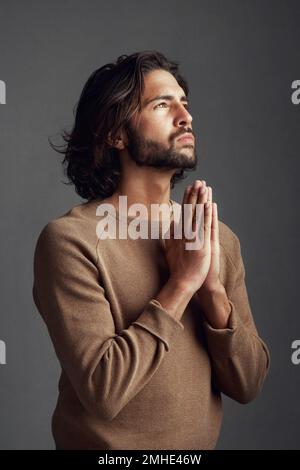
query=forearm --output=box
[202,305,270,404]
[198,278,270,403]
[155,279,195,322]
[196,282,232,329]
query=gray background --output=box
[0,0,299,449]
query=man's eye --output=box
[155,102,168,108]
[154,102,190,110]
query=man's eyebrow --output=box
[143,94,189,107]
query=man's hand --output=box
[162,179,231,328]
[196,184,222,295]
[163,179,213,294]
[192,182,232,328]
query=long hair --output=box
[49,50,191,201]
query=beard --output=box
[124,123,197,171]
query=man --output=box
[32,50,270,450]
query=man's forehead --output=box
[142,70,186,104]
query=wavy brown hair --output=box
[49,50,191,201]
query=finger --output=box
[188,180,202,232]
[188,180,202,207]
[203,201,213,250]
[192,180,206,229]
[180,184,192,228]
[196,182,208,218]
[194,181,205,236]
[194,180,208,238]
[206,186,212,203]
[199,180,207,198]
[182,183,196,219]
[211,202,219,246]
[197,180,207,204]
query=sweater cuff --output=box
[133,299,184,352]
[202,299,247,358]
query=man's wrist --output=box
[196,282,232,329]
[155,278,195,322]
[197,279,224,298]
[168,277,198,296]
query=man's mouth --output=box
[176,133,194,143]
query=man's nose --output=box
[175,105,193,127]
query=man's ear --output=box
[106,129,128,150]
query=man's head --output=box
[52,51,197,200]
[118,69,196,173]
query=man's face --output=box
[125,69,197,171]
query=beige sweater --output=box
[32,197,270,450]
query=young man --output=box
[32,51,270,450]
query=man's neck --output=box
[106,176,174,221]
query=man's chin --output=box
[175,153,197,169]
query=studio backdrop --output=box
[0,0,299,450]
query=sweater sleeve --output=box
[32,221,184,421]
[202,234,270,404]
